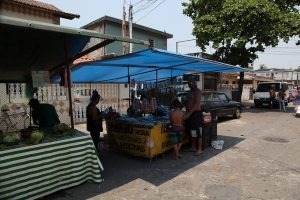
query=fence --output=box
[217,84,252,101]
[0,83,129,126]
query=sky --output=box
[42,0,300,70]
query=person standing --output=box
[278,88,286,112]
[169,98,184,160]
[184,76,203,156]
[269,84,276,109]
[86,90,103,151]
[29,98,60,129]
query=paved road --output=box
[46,103,300,200]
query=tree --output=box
[182,0,300,102]
[259,64,268,70]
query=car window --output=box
[257,83,280,92]
[219,94,228,103]
[201,93,212,102]
[212,93,221,103]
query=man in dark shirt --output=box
[29,98,60,128]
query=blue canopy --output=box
[69,48,250,83]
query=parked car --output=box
[177,91,241,120]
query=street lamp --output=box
[176,38,197,53]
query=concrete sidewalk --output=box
[47,106,300,200]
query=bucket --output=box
[203,112,212,124]
[211,140,224,150]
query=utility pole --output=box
[122,0,127,55]
[128,3,133,53]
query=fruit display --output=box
[2,132,20,145]
[53,123,75,136]
[27,130,44,145]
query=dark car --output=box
[178,91,241,120]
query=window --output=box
[201,93,212,102]
[219,94,228,102]
[257,83,280,92]
[212,93,220,102]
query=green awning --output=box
[0,15,149,82]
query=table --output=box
[0,132,103,200]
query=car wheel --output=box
[254,103,260,108]
[233,108,241,119]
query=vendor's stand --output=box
[106,116,189,159]
[0,131,103,200]
[66,48,250,159]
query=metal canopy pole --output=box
[51,39,115,75]
[155,69,158,120]
[128,65,131,107]
[64,37,75,128]
[170,68,173,104]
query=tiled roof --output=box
[4,0,80,19]
[73,57,96,65]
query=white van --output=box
[253,82,289,108]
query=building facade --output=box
[81,16,173,59]
[254,69,300,84]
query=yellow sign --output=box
[107,121,182,158]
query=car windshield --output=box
[201,93,211,102]
[257,83,280,92]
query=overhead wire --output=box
[134,0,159,14]
[135,0,166,23]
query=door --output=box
[212,93,224,117]
[218,93,233,115]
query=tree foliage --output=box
[182,0,300,67]
[183,0,300,101]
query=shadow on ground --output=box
[46,135,243,200]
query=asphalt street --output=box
[46,102,300,200]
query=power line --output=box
[134,0,159,14]
[135,0,166,23]
[132,0,149,6]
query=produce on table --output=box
[2,132,20,145]
[63,129,75,136]
[53,123,75,136]
[27,130,44,145]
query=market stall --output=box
[0,131,103,200]
[65,48,249,158]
